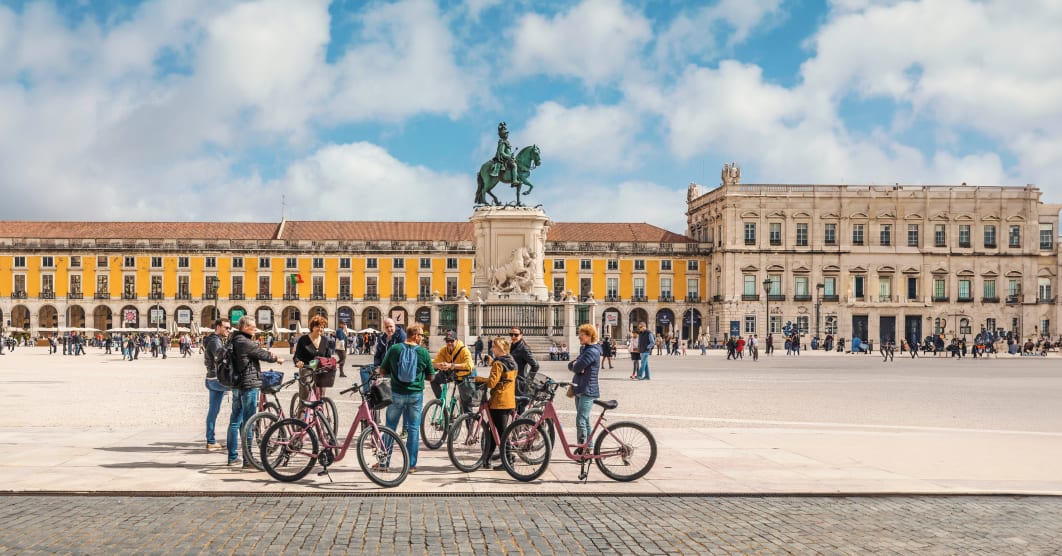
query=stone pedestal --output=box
[470,207,551,302]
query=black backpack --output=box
[215,340,240,388]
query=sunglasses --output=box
[510,333,520,337]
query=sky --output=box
[1,0,1061,234]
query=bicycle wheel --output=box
[320,397,339,436]
[261,418,318,482]
[593,421,657,482]
[500,418,551,482]
[241,410,279,471]
[420,398,447,450]
[447,413,487,472]
[517,407,556,449]
[355,425,409,488]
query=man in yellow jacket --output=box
[430,330,475,400]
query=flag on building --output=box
[289,273,303,285]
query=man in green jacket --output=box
[380,322,434,472]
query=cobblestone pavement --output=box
[1,495,1058,555]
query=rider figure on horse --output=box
[490,122,520,185]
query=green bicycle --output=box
[420,370,462,450]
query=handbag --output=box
[566,384,577,399]
[368,378,393,409]
[314,356,338,387]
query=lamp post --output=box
[815,283,824,340]
[762,278,771,337]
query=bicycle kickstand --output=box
[317,465,333,483]
[578,459,590,482]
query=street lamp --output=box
[815,283,824,340]
[762,277,771,336]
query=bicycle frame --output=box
[521,400,617,462]
[283,384,387,465]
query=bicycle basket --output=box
[528,373,553,403]
[367,378,393,410]
[260,370,284,393]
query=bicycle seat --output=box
[593,399,618,410]
[300,399,326,409]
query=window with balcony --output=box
[878,277,891,301]
[633,277,646,301]
[983,279,996,301]
[230,276,243,299]
[204,276,219,299]
[958,224,971,247]
[69,275,82,297]
[935,224,947,247]
[13,274,26,297]
[392,258,405,269]
[687,278,699,301]
[1038,278,1052,302]
[258,257,270,269]
[794,276,809,300]
[824,223,836,245]
[824,277,837,300]
[366,258,377,269]
[1040,224,1054,250]
[660,278,672,301]
[908,224,919,247]
[907,276,918,300]
[96,275,108,297]
[446,257,458,270]
[445,277,458,299]
[767,275,782,300]
[553,259,565,270]
[41,274,54,297]
[124,275,137,299]
[13,256,26,268]
[255,276,268,299]
[958,279,971,301]
[418,277,431,300]
[1008,279,1021,302]
[853,275,865,300]
[769,222,782,246]
[339,276,351,299]
[660,260,671,271]
[420,258,431,270]
[606,278,619,300]
[983,225,996,248]
[580,259,592,270]
[796,223,808,246]
[553,277,565,299]
[176,276,189,299]
[607,259,618,271]
[151,275,164,299]
[312,276,325,299]
[743,275,757,298]
[634,259,645,271]
[852,224,864,246]
[879,224,891,246]
[365,276,379,300]
[1009,225,1021,248]
[392,276,405,300]
[744,223,756,245]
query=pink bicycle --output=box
[500,377,657,482]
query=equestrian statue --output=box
[475,121,541,207]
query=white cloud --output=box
[655,0,783,66]
[521,101,644,171]
[510,0,652,84]
[464,0,502,20]
[538,179,687,233]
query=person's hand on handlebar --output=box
[295,360,303,368]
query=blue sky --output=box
[1,0,1060,232]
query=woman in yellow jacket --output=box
[474,336,518,470]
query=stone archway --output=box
[201,306,218,327]
[255,306,274,330]
[38,305,58,334]
[628,308,649,335]
[655,308,675,338]
[228,305,247,324]
[174,305,193,327]
[414,306,431,329]
[362,306,381,331]
[309,306,328,322]
[93,306,113,332]
[120,305,140,328]
[67,305,86,328]
[11,305,31,330]
[601,307,622,342]
[388,306,409,328]
[281,306,301,330]
[337,306,354,329]
[682,308,702,341]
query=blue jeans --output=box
[385,391,423,468]
[205,379,229,445]
[638,352,651,380]
[227,388,259,462]
[575,394,596,445]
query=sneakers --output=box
[206,443,223,451]
[227,458,241,466]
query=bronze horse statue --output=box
[475,144,541,206]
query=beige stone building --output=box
[687,164,1062,348]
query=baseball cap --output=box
[445,331,456,342]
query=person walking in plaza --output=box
[380,323,433,473]
[736,335,745,359]
[473,336,518,470]
[202,319,230,452]
[627,335,640,379]
[227,316,282,467]
[601,336,614,368]
[636,322,653,381]
[473,336,484,367]
[569,324,602,454]
[765,333,774,355]
[294,315,334,402]
[750,335,759,361]
[335,321,349,378]
[430,330,474,403]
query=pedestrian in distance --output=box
[601,336,614,369]
[627,335,640,379]
[636,322,653,381]
[335,321,349,378]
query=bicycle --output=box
[240,371,300,471]
[420,370,462,450]
[445,383,525,472]
[500,378,657,482]
[288,361,339,435]
[260,380,409,487]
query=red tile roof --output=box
[0,220,694,243]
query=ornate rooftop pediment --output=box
[1006,270,1023,278]
[903,267,920,274]
[792,264,810,274]
[850,212,868,220]
[981,214,1001,222]
[793,211,812,219]
[932,266,949,274]
[767,210,786,219]
[740,210,759,218]
[766,264,785,272]
[904,213,923,220]
[877,265,896,274]
[877,210,896,219]
[955,214,974,221]
[822,264,840,273]
[981,269,999,277]
[848,265,868,273]
[1007,215,1026,222]
[931,212,949,221]
[956,269,975,277]
[741,264,759,273]
[821,212,840,220]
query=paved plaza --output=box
[1,345,1060,553]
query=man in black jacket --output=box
[226,316,283,467]
[202,319,231,451]
[509,327,539,412]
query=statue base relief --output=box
[470,206,551,302]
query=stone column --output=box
[565,294,577,351]
[457,295,470,344]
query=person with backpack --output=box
[473,336,518,470]
[379,322,433,473]
[226,316,283,467]
[202,319,231,452]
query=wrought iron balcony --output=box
[741,294,760,301]
[712,295,722,302]
[659,294,674,302]
[931,296,949,303]
[1006,295,1021,304]
[310,293,326,301]
[631,295,647,303]
[685,294,701,303]
[256,293,271,301]
[956,296,974,303]
[794,295,812,302]
[176,292,191,300]
[604,296,620,303]
[150,292,165,300]
[229,293,245,301]
[337,293,352,301]
[94,291,110,300]
[40,290,55,299]
[123,292,138,300]
[821,295,839,302]
[12,290,27,299]
[982,297,999,303]
[744,239,756,246]
[417,294,433,302]
[363,294,379,301]
[1038,297,1056,304]
[984,243,996,249]
[67,292,83,300]
[768,294,786,302]
[283,293,300,301]
[203,293,218,300]
[389,295,406,302]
